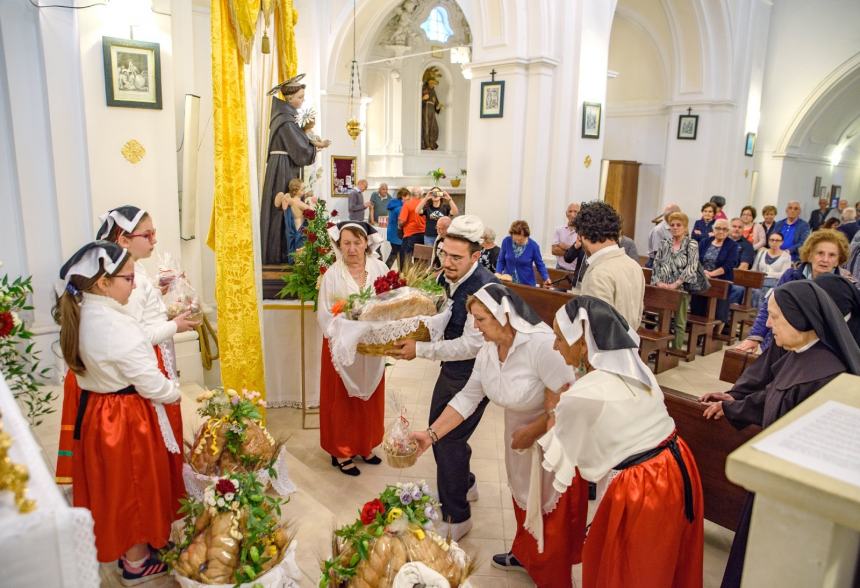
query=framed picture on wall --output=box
[102,37,162,109]
[331,156,357,196]
[831,185,842,201]
[744,133,756,156]
[813,176,822,199]
[581,102,602,139]
[480,81,505,118]
[677,114,699,140]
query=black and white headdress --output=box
[555,296,659,392]
[96,206,147,240]
[474,283,552,335]
[59,241,130,292]
[327,221,384,257]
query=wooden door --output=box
[604,160,640,240]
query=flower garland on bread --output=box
[190,388,279,476]
[165,473,290,585]
[321,481,473,587]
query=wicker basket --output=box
[356,322,431,356]
[384,444,418,469]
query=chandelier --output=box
[346,0,362,141]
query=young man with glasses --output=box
[391,215,498,541]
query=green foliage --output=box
[0,273,55,427]
[278,200,337,309]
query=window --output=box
[421,6,454,43]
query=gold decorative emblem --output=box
[121,139,146,164]
[0,422,36,514]
[584,155,592,168]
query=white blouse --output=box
[75,293,180,404]
[539,370,675,491]
[125,261,176,346]
[751,248,793,279]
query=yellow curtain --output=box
[210,0,266,396]
[274,0,299,82]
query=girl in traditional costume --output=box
[540,296,705,588]
[55,241,181,584]
[412,283,588,587]
[317,221,388,475]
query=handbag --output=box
[686,263,710,293]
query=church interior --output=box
[1,0,860,586]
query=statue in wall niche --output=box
[260,74,328,265]
[421,67,443,151]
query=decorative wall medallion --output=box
[121,139,146,164]
[584,155,592,168]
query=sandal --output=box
[331,455,361,476]
[355,454,382,465]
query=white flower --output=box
[217,497,225,507]
[10,312,21,327]
[224,492,234,502]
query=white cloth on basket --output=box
[393,562,450,588]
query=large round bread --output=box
[358,290,437,322]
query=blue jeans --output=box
[423,235,437,246]
[729,284,745,306]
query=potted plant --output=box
[427,167,446,186]
[450,169,466,188]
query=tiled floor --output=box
[31,348,735,587]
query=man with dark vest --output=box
[391,215,498,540]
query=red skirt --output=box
[154,345,186,519]
[319,338,385,458]
[73,391,175,562]
[511,474,588,588]
[583,436,704,588]
[55,371,81,484]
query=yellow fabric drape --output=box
[274,0,298,82]
[226,0,261,64]
[210,0,266,397]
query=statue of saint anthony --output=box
[421,69,443,150]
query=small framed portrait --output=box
[331,156,357,196]
[831,185,842,201]
[744,132,756,157]
[677,114,699,140]
[581,102,602,139]
[480,81,505,118]
[102,37,162,109]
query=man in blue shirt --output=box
[773,201,810,262]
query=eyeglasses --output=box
[113,273,136,284]
[437,250,466,263]
[714,227,729,232]
[126,229,157,243]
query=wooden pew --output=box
[719,348,760,384]
[724,269,765,343]
[506,283,574,325]
[639,285,682,373]
[545,268,577,291]
[663,388,760,530]
[684,278,731,360]
[412,243,433,267]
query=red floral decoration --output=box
[373,270,408,295]
[308,233,318,243]
[326,222,335,229]
[215,478,237,495]
[0,311,13,339]
[331,209,339,217]
[360,498,385,525]
[303,209,317,220]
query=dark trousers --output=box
[385,243,403,268]
[401,233,424,268]
[429,369,489,523]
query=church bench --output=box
[719,348,760,384]
[722,269,765,344]
[412,243,433,268]
[544,267,577,291]
[683,278,731,360]
[638,285,682,373]
[506,283,574,326]
[662,387,760,531]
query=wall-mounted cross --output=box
[686,107,693,116]
[490,69,497,82]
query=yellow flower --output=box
[386,507,403,524]
[226,388,238,397]
[266,544,278,557]
[410,526,425,541]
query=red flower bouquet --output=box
[360,498,385,524]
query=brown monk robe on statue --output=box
[421,67,443,150]
[260,74,324,265]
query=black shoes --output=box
[355,454,382,465]
[331,455,360,476]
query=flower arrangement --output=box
[166,472,293,585]
[321,481,473,587]
[279,199,337,308]
[190,388,278,477]
[0,267,53,427]
[427,167,446,186]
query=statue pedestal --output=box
[262,299,322,429]
[726,374,860,587]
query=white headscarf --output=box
[474,283,553,335]
[327,221,384,259]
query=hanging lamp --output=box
[346,0,362,141]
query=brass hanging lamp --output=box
[346,0,362,141]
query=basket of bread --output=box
[164,473,300,587]
[331,266,448,357]
[321,481,474,588]
[184,388,294,500]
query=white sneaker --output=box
[435,518,473,542]
[466,479,479,502]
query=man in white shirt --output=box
[390,215,499,541]
[552,202,581,271]
[647,202,680,267]
[574,201,645,330]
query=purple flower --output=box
[421,483,432,496]
[399,491,413,505]
[411,487,422,500]
[231,396,240,405]
[424,505,437,520]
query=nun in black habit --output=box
[260,74,319,265]
[701,278,860,588]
